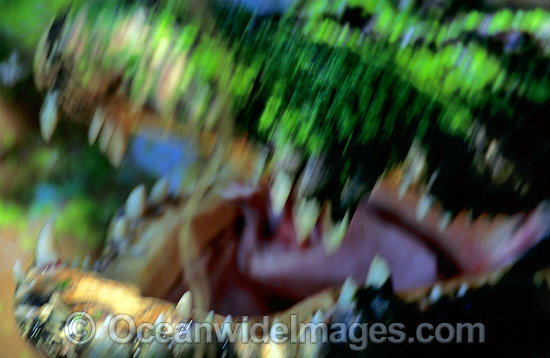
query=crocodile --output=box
[12,0,550,356]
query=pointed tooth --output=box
[125,184,146,220]
[270,171,293,217]
[149,177,169,205]
[365,255,391,289]
[438,212,452,232]
[322,210,350,255]
[106,125,127,167]
[311,310,324,324]
[456,283,468,298]
[398,176,412,199]
[293,199,321,244]
[13,260,23,282]
[35,218,60,266]
[203,310,214,324]
[337,277,358,308]
[416,193,434,222]
[98,119,115,153]
[71,257,80,268]
[88,109,105,145]
[176,291,192,320]
[39,90,59,143]
[82,255,90,270]
[112,217,129,240]
[429,284,443,303]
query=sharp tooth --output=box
[311,309,324,324]
[176,291,192,320]
[106,125,127,167]
[270,171,293,217]
[337,277,358,308]
[125,184,146,220]
[398,175,412,199]
[71,257,79,268]
[149,177,169,205]
[82,255,90,270]
[112,217,129,240]
[416,193,433,222]
[456,283,468,298]
[365,255,390,289]
[429,284,443,303]
[203,310,214,324]
[35,218,60,266]
[322,210,350,255]
[88,109,105,145]
[39,90,59,143]
[293,199,321,244]
[438,212,452,232]
[98,119,115,153]
[12,260,23,282]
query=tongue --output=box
[177,178,550,316]
[234,179,550,304]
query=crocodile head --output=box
[14,0,550,356]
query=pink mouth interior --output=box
[167,178,550,317]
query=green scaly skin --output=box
[35,0,550,225]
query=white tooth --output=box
[322,211,350,255]
[13,260,23,282]
[438,212,452,232]
[176,291,192,320]
[82,255,90,270]
[39,90,60,143]
[204,310,214,324]
[337,277,358,308]
[311,310,324,324]
[365,255,391,289]
[293,199,321,244]
[112,217,129,240]
[71,257,79,268]
[125,184,146,220]
[106,125,127,167]
[149,177,169,205]
[270,171,293,217]
[88,109,105,145]
[35,218,60,266]
[429,284,443,303]
[416,193,433,222]
[98,119,115,153]
[456,283,468,298]
[398,175,412,199]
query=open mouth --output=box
[93,161,550,318]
